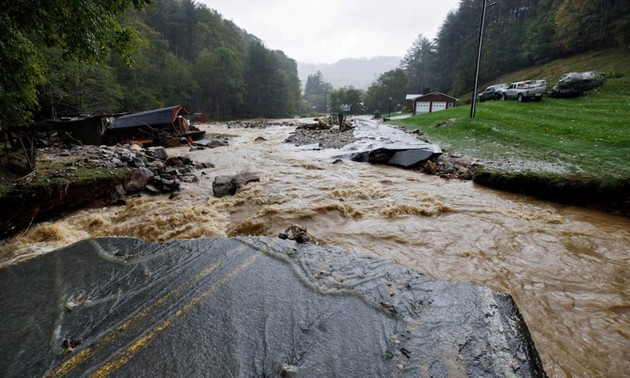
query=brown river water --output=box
[1,119,629,377]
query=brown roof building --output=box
[407,92,458,114]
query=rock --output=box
[118,151,133,162]
[165,157,184,167]
[160,179,180,191]
[255,137,267,141]
[436,118,457,128]
[112,158,125,167]
[456,166,472,180]
[212,172,260,198]
[124,167,155,192]
[212,176,236,197]
[160,173,176,181]
[194,138,229,148]
[388,149,435,168]
[0,237,547,377]
[147,147,168,160]
[130,157,146,168]
[278,224,310,243]
[196,162,215,169]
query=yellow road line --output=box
[46,260,223,378]
[89,253,259,378]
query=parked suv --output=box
[477,83,508,102]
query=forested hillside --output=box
[19,0,301,122]
[122,1,298,119]
[3,0,629,123]
[402,0,630,96]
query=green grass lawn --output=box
[394,50,630,211]
[399,80,630,178]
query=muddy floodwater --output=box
[2,119,629,377]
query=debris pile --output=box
[295,117,332,131]
[226,120,296,129]
[118,146,214,196]
[285,122,356,149]
[38,144,215,196]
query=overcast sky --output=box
[197,0,461,64]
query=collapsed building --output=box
[106,105,204,146]
[47,105,205,147]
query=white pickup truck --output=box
[500,80,546,102]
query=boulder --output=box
[147,146,168,160]
[194,138,229,148]
[213,172,260,198]
[278,224,310,243]
[0,237,547,377]
[123,167,154,192]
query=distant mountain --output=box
[298,56,402,90]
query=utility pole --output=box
[470,0,496,118]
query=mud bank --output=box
[0,171,128,240]
[386,124,630,217]
[473,170,630,218]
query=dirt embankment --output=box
[0,144,209,240]
[0,173,127,240]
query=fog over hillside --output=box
[298,56,401,90]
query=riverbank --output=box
[387,122,630,217]
[0,143,211,241]
[394,70,630,217]
[0,148,129,240]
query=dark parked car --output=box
[477,84,508,102]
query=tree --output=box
[554,0,630,54]
[0,0,152,128]
[303,71,333,114]
[522,0,561,64]
[38,48,124,118]
[364,69,408,114]
[401,35,437,94]
[0,19,44,127]
[194,47,245,119]
[330,87,364,114]
[555,0,600,53]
